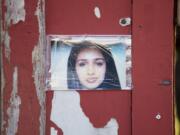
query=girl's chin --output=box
[82,83,101,90]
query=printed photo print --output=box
[46,35,132,90]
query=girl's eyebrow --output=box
[95,58,105,60]
[77,58,105,61]
[76,59,87,62]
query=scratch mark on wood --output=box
[6,67,21,135]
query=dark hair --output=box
[67,41,121,90]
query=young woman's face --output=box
[75,48,106,89]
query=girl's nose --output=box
[87,65,95,75]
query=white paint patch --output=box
[94,6,101,19]
[51,91,119,135]
[4,31,11,60]
[5,0,25,25]
[32,0,46,135]
[6,67,21,135]
[3,0,26,60]
[51,127,58,135]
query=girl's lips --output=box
[86,78,97,83]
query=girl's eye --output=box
[96,61,105,66]
[78,62,86,67]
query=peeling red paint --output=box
[1,0,45,134]
[6,67,21,135]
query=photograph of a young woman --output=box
[67,41,121,90]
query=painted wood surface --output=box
[1,0,174,135]
[132,0,174,135]
[46,0,132,135]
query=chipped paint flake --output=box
[6,67,21,135]
[3,0,26,60]
[51,91,119,135]
[94,6,101,19]
[5,0,26,25]
[32,0,46,135]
